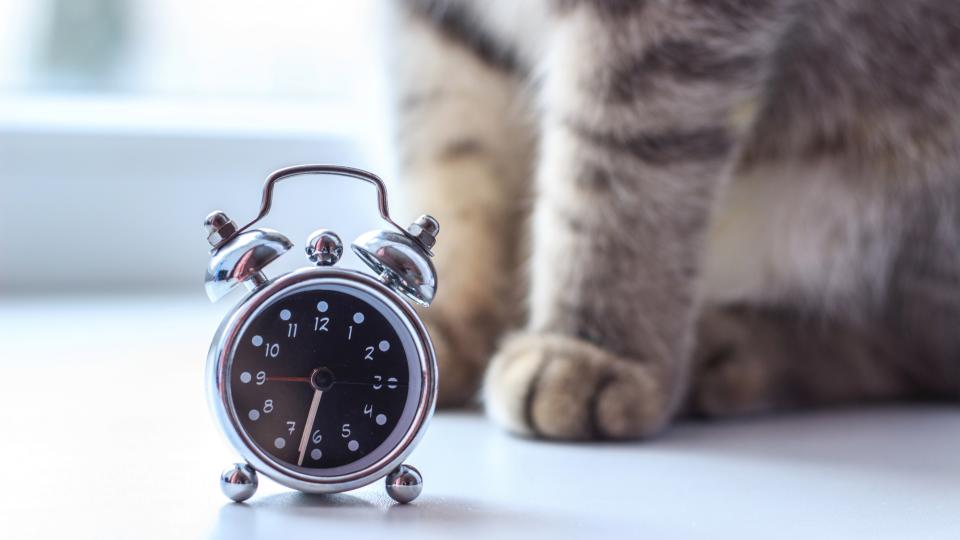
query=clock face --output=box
[226,281,422,475]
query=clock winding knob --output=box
[406,214,439,252]
[204,211,238,249]
[305,229,344,266]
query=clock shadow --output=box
[210,492,569,540]
[233,491,375,511]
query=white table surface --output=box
[1,296,958,539]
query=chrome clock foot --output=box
[220,463,258,502]
[385,464,422,504]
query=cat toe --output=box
[483,333,674,441]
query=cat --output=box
[385,0,960,440]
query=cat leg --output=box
[484,1,795,439]
[689,305,914,418]
[388,3,536,406]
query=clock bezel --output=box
[207,267,437,494]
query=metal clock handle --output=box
[233,164,413,241]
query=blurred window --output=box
[0,0,392,294]
[1,0,375,99]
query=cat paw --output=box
[690,309,775,417]
[483,333,674,440]
[423,314,488,408]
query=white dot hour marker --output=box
[353,312,365,324]
[274,437,286,449]
[347,440,359,452]
[310,448,322,460]
[240,372,252,383]
[280,309,292,321]
[378,340,390,352]
[375,414,387,426]
[252,335,263,347]
[317,301,328,312]
[248,410,260,421]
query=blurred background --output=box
[0,0,397,297]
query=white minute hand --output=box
[297,390,323,466]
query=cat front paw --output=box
[483,333,675,440]
[422,311,492,408]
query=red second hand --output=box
[266,376,310,383]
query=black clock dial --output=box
[229,286,414,471]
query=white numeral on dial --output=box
[256,371,266,385]
[287,323,298,338]
[341,423,351,438]
[314,317,329,332]
[287,421,296,435]
[263,399,274,413]
[264,343,280,358]
[364,346,374,361]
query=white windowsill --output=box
[0,93,366,139]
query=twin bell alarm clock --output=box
[203,165,439,504]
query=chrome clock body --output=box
[203,164,440,503]
[207,268,437,494]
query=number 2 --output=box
[363,346,374,361]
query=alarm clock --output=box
[203,164,439,504]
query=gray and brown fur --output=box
[386,0,960,440]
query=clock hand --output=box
[265,376,310,383]
[297,389,323,466]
